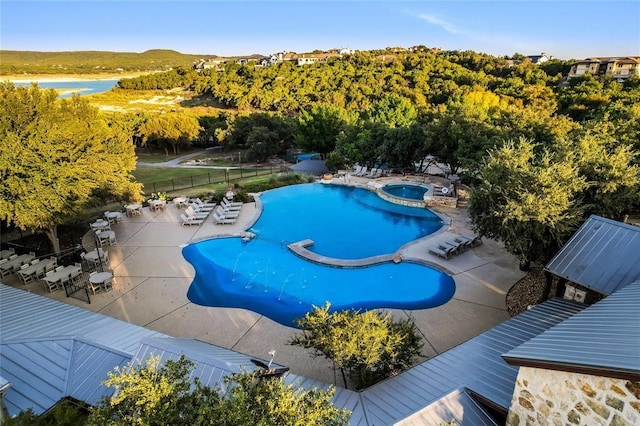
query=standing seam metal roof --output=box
[0,285,588,424]
[503,280,640,380]
[545,215,640,295]
[356,298,585,425]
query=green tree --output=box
[0,83,142,254]
[469,138,585,268]
[87,355,350,426]
[296,104,358,156]
[138,112,201,155]
[290,303,423,389]
[565,133,640,219]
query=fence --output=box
[145,165,286,194]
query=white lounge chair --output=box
[213,212,236,225]
[221,197,242,208]
[355,166,368,176]
[215,206,240,219]
[180,213,204,226]
[189,199,215,211]
[352,165,362,175]
[192,198,216,208]
[185,206,210,219]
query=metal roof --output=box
[0,337,130,416]
[394,387,499,426]
[545,215,640,295]
[358,298,585,425]
[503,280,640,380]
[0,284,165,354]
[0,284,591,424]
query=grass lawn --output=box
[133,166,218,184]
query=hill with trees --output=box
[0,49,215,75]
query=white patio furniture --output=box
[125,204,142,216]
[89,271,113,292]
[173,196,188,208]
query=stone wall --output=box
[507,367,640,426]
[424,195,458,208]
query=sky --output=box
[1,1,639,60]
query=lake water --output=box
[12,79,119,98]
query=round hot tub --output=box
[379,183,432,207]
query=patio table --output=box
[0,254,35,273]
[44,265,81,287]
[84,248,106,263]
[0,249,15,260]
[18,258,56,279]
[149,199,166,211]
[89,271,113,291]
[173,197,187,208]
[105,211,122,223]
[125,204,142,216]
[91,220,111,230]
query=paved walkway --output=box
[5,178,526,386]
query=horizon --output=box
[1,1,639,61]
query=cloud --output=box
[413,13,461,35]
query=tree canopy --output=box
[290,303,423,389]
[86,355,351,426]
[0,83,142,253]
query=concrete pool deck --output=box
[4,179,527,386]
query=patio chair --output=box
[221,198,242,209]
[180,213,204,226]
[43,271,58,293]
[18,264,34,284]
[428,244,455,260]
[192,198,216,208]
[69,266,83,285]
[103,276,114,292]
[354,166,368,176]
[366,168,378,178]
[87,271,101,294]
[213,212,236,225]
[185,206,210,219]
[215,206,240,219]
[352,165,362,175]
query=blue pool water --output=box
[184,184,455,327]
[382,183,429,201]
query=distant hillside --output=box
[0,49,220,75]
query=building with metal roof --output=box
[502,281,640,425]
[545,215,640,296]
[358,298,585,425]
[1,283,587,424]
[0,285,271,417]
[503,280,640,381]
[395,387,499,426]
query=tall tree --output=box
[296,104,358,156]
[87,355,351,426]
[469,137,585,268]
[0,83,142,253]
[138,112,201,155]
[290,303,423,389]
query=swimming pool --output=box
[184,184,455,327]
[381,183,430,201]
